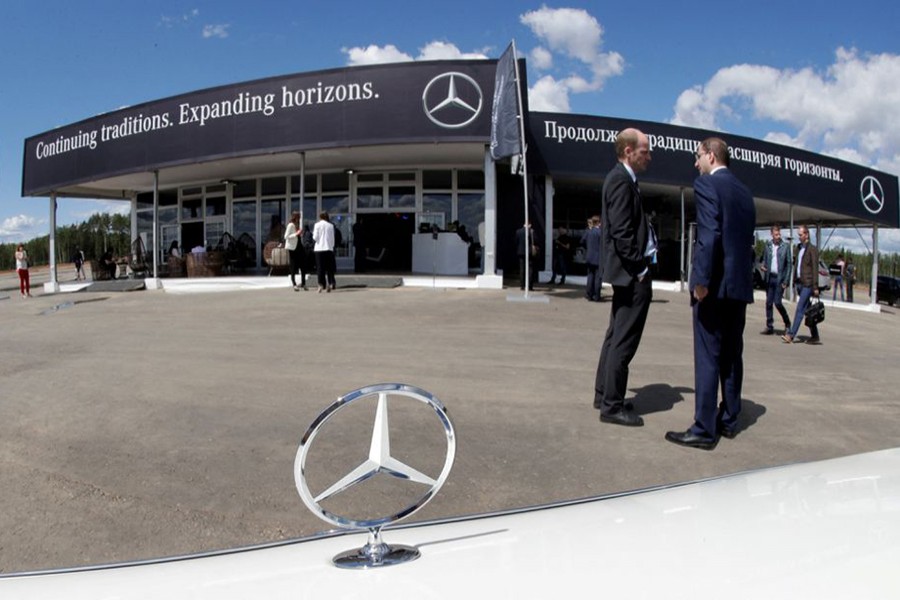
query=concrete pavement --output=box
[1,271,898,573]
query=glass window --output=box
[321,172,348,193]
[291,175,317,195]
[422,193,452,229]
[357,173,382,183]
[457,170,485,189]
[356,186,383,210]
[233,200,258,265]
[137,210,153,237]
[206,197,226,217]
[332,214,350,257]
[388,186,415,209]
[206,184,226,195]
[322,195,349,214]
[233,180,257,198]
[457,193,486,240]
[136,192,153,210]
[388,172,415,182]
[302,197,317,226]
[182,187,203,197]
[423,170,452,188]
[261,177,286,196]
[261,199,286,243]
[206,220,227,248]
[161,225,179,259]
[182,199,202,220]
[159,190,178,207]
[158,206,178,226]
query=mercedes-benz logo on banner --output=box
[422,72,483,129]
[295,383,456,569]
[861,176,885,214]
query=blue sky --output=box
[3,1,900,252]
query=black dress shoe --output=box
[759,329,775,335]
[664,429,718,450]
[720,428,737,439]
[600,410,644,427]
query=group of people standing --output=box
[592,128,756,452]
[284,211,337,293]
[759,224,823,345]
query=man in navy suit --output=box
[594,128,653,427]
[581,215,602,301]
[666,137,756,450]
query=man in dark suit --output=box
[594,128,653,427]
[760,224,791,334]
[581,215,602,301]
[666,137,756,450]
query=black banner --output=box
[530,112,899,227]
[490,43,521,160]
[23,60,497,196]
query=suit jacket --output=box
[689,168,756,303]
[794,242,819,287]
[581,226,601,267]
[762,240,791,287]
[600,162,648,285]
[516,226,535,258]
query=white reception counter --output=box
[411,233,469,275]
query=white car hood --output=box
[3,448,899,599]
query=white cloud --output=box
[202,24,230,39]
[530,46,553,70]
[671,47,900,177]
[0,214,43,241]
[342,41,488,66]
[343,44,413,65]
[160,9,199,28]
[417,41,489,61]
[529,75,571,112]
[519,6,624,113]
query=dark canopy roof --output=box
[20,60,898,228]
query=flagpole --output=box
[510,39,533,299]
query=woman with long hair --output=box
[15,244,32,298]
[284,211,307,291]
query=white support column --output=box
[476,146,503,289]
[679,187,685,292]
[145,171,163,289]
[542,175,554,284]
[871,225,879,307]
[43,193,60,294]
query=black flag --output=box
[490,43,521,161]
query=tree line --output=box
[1,213,130,271]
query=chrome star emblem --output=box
[422,72,483,129]
[860,175,885,215]
[295,383,455,532]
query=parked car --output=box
[876,275,900,306]
[3,448,899,597]
[817,259,832,292]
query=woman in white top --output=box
[312,211,336,293]
[284,211,307,291]
[15,244,32,298]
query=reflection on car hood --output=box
[3,448,900,598]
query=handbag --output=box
[804,298,825,327]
